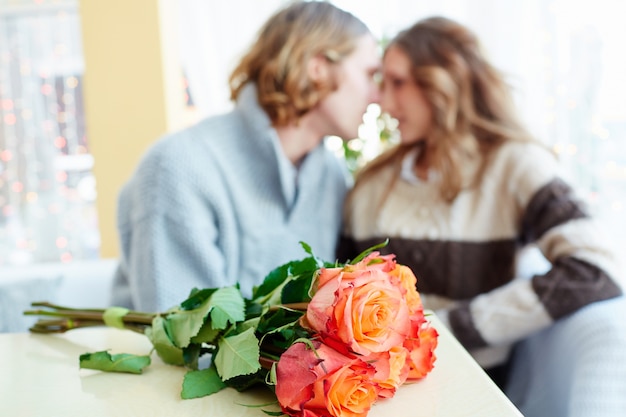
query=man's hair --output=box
[229,1,370,126]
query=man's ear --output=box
[307,54,331,83]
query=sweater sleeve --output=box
[447,144,623,350]
[113,138,232,312]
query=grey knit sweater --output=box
[111,84,350,311]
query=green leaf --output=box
[253,263,290,300]
[256,308,302,335]
[349,239,389,264]
[245,300,264,319]
[235,399,280,408]
[267,362,277,386]
[215,327,261,380]
[189,320,221,344]
[288,257,322,278]
[252,257,320,308]
[262,411,285,416]
[102,307,130,329]
[183,343,201,369]
[146,316,184,366]
[226,369,268,392]
[181,366,226,399]
[299,241,314,257]
[258,315,310,351]
[253,257,318,300]
[237,317,261,334]
[79,351,150,374]
[165,309,211,349]
[280,271,315,304]
[209,286,245,329]
[180,288,217,310]
[299,241,327,269]
[167,286,245,348]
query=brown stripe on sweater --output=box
[448,302,488,349]
[521,178,588,244]
[338,236,518,300]
[532,256,622,319]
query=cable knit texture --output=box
[111,84,350,311]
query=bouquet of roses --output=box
[24,242,438,417]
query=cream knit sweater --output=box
[341,141,623,367]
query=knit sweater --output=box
[111,84,351,312]
[340,140,623,367]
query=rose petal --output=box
[405,325,439,379]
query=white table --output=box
[0,314,523,416]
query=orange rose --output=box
[303,252,439,397]
[404,325,439,379]
[307,267,411,356]
[316,252,396,289]
[387,262,438,379]
[276,341,380,417]
[389,264,423,316]
[363,345,410,398]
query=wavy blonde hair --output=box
[229,1,370,127]
[355,16,535,202]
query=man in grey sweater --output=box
[111,1,381,311]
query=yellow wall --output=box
[78,0,187,258]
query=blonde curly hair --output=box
[229,1,370,127]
